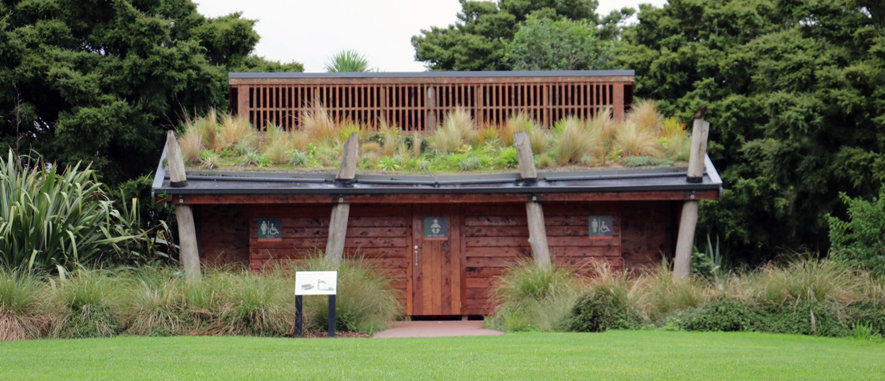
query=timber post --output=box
[513,132,551,268]
[673,118,710,277]
[164,131,201,281]
[325,133,359,263]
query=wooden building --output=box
[154,71,721,317]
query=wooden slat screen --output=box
[231,76,632,131]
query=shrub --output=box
[828,187,885,278]
[300,257,401,334]
[567,286,642,332]
[52,270,122,338]
[846,301,885,336]
[762,300,851,337]
[487,263,583,332]
[0,151,144,272]
[678,297,764,332]
[0,270,50,341]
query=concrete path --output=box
[373,321,504,338]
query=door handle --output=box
[414,245,419,266]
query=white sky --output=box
[195,0,667,73]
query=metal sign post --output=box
[294,271,338,338]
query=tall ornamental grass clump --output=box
[52,269,122,338]
[0,270,50,341]
[487,263,583,332]
[0,151,142,272]
[301,257,402,334]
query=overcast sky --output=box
[195,0,667,73]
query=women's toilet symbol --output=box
[431,219,441,234]
[257,218,283,241]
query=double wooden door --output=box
[410,205,463,316]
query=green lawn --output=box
[1,331,883,380]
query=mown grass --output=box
[0,331,882,380]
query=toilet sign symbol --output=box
[431,219,441,234]
[589,216,613,238]
[257,218,283,241]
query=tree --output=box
[325,50,372,72]
[0,0,302,184]
[618,0,885,263]
[506,15,615,70]
[411,0,604,71]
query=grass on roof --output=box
[178,102,691,174]
[2,331,883,380]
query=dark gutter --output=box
[229,70,635,79]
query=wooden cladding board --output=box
[462,203,624,315]
[195,200,672,316]
[232,81,627,131]
[247,205,412,308]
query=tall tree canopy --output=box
[0,0,302,184]
[412,0,630,71]
[619,0,885,262]
[506,15,615,70]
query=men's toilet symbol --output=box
[589,216,614,238]
[431,219,441,234]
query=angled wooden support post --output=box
[325,133,359,264]
[674,118,710,278]
[165,131,201,281]
[513,132,551,268]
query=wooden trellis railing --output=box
[229,70,634,131]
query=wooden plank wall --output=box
[195,205,250,265]
[462,202,624,315]
[621,201,672,269]
[246,204,411,307]
[235,81,625,131]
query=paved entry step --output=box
[373,321,504,338]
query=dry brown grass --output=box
[554,118,597,165]
[219,113,251,150]
[501,113,536,146]
[627,99,662,133]
[301,105,338,145]
[288,130,309,151]
[432,109,477,152]
[264,139,290,165]
[613,122,662,157]
[179,128,202,165]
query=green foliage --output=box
[487,263,583,332]
[299,257,402,334]
[677,297,763,332]
[847,301,885,337]
[828,187,885,277]
[621,156,673,168]
[566,286,642,332]
[0,0,302,185]
[507,15,614,70]
[325,50,372,72]
[0,151,149,271]
[753,259,861,307]
[412,0,608,71]
[0,270,48,340]
[619,0,885,262]
[762,301,851,337]
[53,270,122,338]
